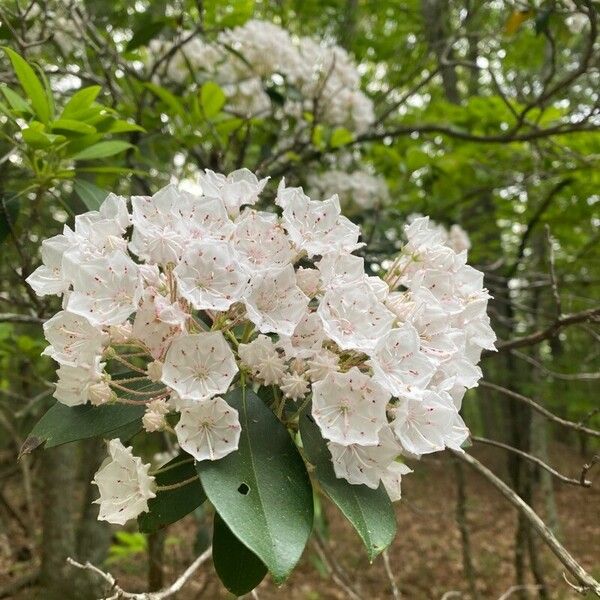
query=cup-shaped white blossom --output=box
[277,311,324,359]
[54,359,104,406]
[161,332,238,401]
[381,461,413,502]
[368,324,435,399]
[132,291,185,359]
[175,396,241,460]
[312,367,390,446]
[42,310,108,366]
[232,209,294,273]
[328,427,400,488]
[318,281,395,353]
[243,265,309,336]
[67,251,141,326]
[174,240,248,311]
[93,439,156,525]
[391,391,457,456]
[199,168,269,217]
[26,234,71,296]
[277,184,362,257]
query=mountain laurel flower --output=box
[312,368,390,446]
[161,332,238,401]
[175,397,241,460]
[93,439,156,525]
[42,310,108,367]
[29,171,495,496]
[54,359,104,406]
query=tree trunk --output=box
[72,439,113,599]
[40,445,77,600]
[421,0,461,104]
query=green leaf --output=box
[212,512,267,596]
[330,127,354,148]
[73,179,108,211]
[197,387,313,583]
[299,408,396,561]
[145,82,185,116]
[50,119,97,135]
[20,402,144,456]
[2,47,52,123]
[138,453,206,534]
[71,140,133,160]
[126,19,166,51]
[311,124,325,149]
[0,85,31,113]
[200,81,226,119]
[104,119,145,134]
[62,86,101,118]
[22,127,53,149]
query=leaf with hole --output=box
[212,512,268,595]
[138,453,206,533]
[196,386,313,583]
[299,407,396,561]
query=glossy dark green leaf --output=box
[2,47,52,122]
[71,140,133,160]
[138,453,206,533]
[73,179,108,211]
[126,19,166,51]
[200,81,226,119]
[61,86,101,118]
[50,119,96,135]
[0,85,31,113]
[197,387,313,583]
[21,401,144,455]
[299,408,396,561]
[212,512,267,595]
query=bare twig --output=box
[0,313,44,324]
[492,307,600,352]
[511,350,600,381]
[497,584,542,600]
[479,381,600,439]
[382,549,401,600]
[580,455,600,487]
[452,450,600,597]
[67,546,212,600]
[471,436,592,487]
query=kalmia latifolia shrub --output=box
[26,168,496,591]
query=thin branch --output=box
[581,455,600,487]
[493,307,600,352]
[511,350,600,381]
[471,436,592,487]
[479,381,600,439]
[0,313,44,324]
[452,450,600,597]
[67,546,212,600]
[382,549,401,600]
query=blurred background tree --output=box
[0,1,598,598]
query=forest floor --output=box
[3,443,599,599]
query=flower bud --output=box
[142,398,170,432]
[88,381,114,406]
[146,360,163,383]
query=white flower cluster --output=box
[149,19,374,133]
[309,169,389,211]
[27,168,494,522]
